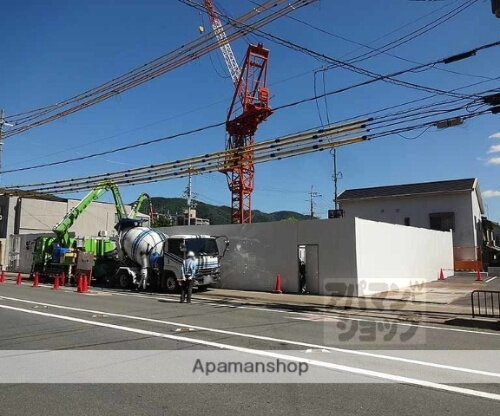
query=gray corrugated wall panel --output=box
[159,217,358,294]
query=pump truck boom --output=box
[32,181,128,279]
[129,192,152,220]
[52,181,126,247]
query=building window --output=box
[429,212,455,231]
[404,217,410,226]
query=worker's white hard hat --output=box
[187,251,195,258]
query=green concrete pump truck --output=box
[30,182,227,292]
[30,181,146,281]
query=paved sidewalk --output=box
[199,276,500,328]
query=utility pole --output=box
[0,109,13,184]
[308,185,322,219]
[183,170,197,225]
[331,148,343,209]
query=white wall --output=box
[470,189,483,248]
[340,191,475,248]
[296,219,357,296]
[162,217,358,295]
[354,218,454,296]
[161,218,453,297]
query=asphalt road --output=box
[0,281,499,416]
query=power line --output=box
[342,0,480,66]
[4,0,316,137]
[1,41,496,176]
[287,2,494,81]
[200,0,491,100]
[272,41,500,113]
[4,95,496,194]
[253,0,491,81]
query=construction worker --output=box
[180,251,197,303]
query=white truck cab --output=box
[162,234,227,292]
[115,232,228,293]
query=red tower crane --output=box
[203,0,273,223]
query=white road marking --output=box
[3,281,499,337]
[85,287,500,336]
[1,295,499,380]
[97,291,500,337]
[1,303,499,401]
[486,276,498,283]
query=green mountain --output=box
[145,197,310,225]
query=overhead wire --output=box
[201,0,491,100]
[1,48,498,176]
[4,88,495,194]
[282,1,495,81]
[339,0,480,66]
[4,0,316,137]
[1,3,497,182]
[271,41,500,113]
[3,107,491,196]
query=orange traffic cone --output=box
[82,276,89,293]
[274,274,282,294]
[76,275,83,293]
[438,269,445,280]
[32,273,40,287]
[15,273,22,285]
[475,269,483,282]
[60,272,66,287]
[53,275,60,290]
[0,271,5,283]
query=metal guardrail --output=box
[471,290,500,318]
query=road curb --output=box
[445,317,500,331]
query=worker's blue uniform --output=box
[180,257,197,303]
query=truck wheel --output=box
[165,273,178,293]
[117,271,132,289]
[197,285,209,292]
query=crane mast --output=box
[203,0,273,224]
[203,0,240,85]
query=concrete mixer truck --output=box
[113,218,228,292]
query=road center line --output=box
[1,303,499,401]
[1,295,499,380]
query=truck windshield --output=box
[186,238,219,256]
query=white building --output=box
[338,178,484,271]
[162,217,453,296]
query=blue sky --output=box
[1,0,499,219]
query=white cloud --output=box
[489,132,500,139]
[488,145,500,154]
[483,190,500,198]
[487,157,500,165]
